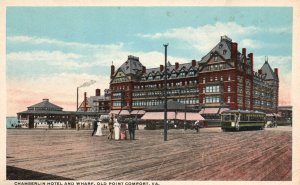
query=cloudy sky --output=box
[6,7,292,116]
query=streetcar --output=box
[221,110,266,131]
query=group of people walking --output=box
[92,114,137,140]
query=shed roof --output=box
[27,99,63,111]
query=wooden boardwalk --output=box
[6,127,292,181]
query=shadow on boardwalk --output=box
[7,166,73,180]
[6,127,292,181]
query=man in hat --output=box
[108,114,114,140]
[91,118,98,136]
[128,117,136,140]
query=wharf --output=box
[6,127,292,181]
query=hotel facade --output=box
[109,36,279,115]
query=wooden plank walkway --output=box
[6,127,292,180]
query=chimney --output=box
[192,60,196,67]
[142,66,146,73]
[96,89,101,96]
[84,92,87,112]
[231,42,238,60]
[258,69,262,74]
[249,53,254,71]
[160,65,164,72]
[175,62,179,70]
[274,68,278,77]
[110,64,115,78]
[242,48,246,56]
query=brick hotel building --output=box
[109,36,279,114]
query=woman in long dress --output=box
[114,116,120,140]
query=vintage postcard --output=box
[1,1,300,185]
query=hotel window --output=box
[210,77,213,82]
[228,86,231,92]
[203,78,206,83]
[179,72,186,77]
[203,87,205,93]
[205,85,220,93]
[228,75,231,81]
[155,75,161,80]
[220,76,223,81]
[176,82,182,86]
[215,76,218,81]
[205,95,220,103]
[113,101,121,107]
[148,76,153,80]
[219,64,224,70]
[227,96,231,103]
[171,73,177,78]
[214,56,218,62]
[188,71,195,76]
[141,77,146,81]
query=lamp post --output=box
[184,96,187,130]
[163,43,168,141]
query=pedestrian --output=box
[120,122,127,140]
[194,120,200,133]
[135,118,139,130]
[114,117,120,140]
[128,118,136,140]
[108,114,114,140]
[91,118,98,136]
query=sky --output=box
[6,7,292,116]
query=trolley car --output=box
[221,110,266,131]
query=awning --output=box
[119,110,130,116]
[141,112,176,120]
[219,108,229,114]
[131,110,146,115]
[109,110,120,115]
[176,112,204,121]
[203,108,219,114]
[266,113,281,117]
[130,110,139,115]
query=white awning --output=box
[130,110,139,115]
[267,113,281,117]
[119,110,130,116]
[176,112,204,121]
[274,113,281,117]
[109,110,130,116]
[131,110,146,115]
[141,112,176,120]
[109,110,120,115]
[219,108,229,114]
[137,110,146,115]
[203,108,219,114]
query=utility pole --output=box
[163,43,168,141]
[76,87,79,111]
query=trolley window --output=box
[222,114,235,121]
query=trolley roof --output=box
[221,110,266,115]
